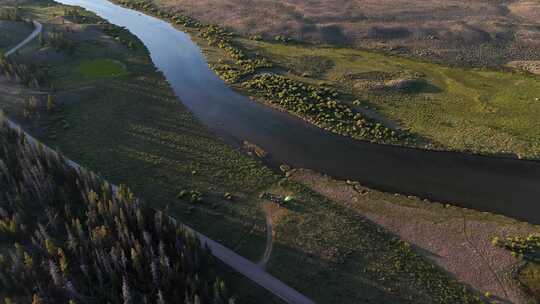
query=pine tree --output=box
[32,294,43,304]
[47,95,56,112]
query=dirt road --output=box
[2,24,314,303]
[4,20,42,57]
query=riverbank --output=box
[0,2,282,302]
[288,168,540,303]
[116,0,540,160]
[0,0,503,302]
[149,0,540,69]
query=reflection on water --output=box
[55,0,540,223]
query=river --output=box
[55,0,540,224]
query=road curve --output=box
[4,20,42,57]
[3,17,314,304]
[258,208,274,268]
[2,115,313,304]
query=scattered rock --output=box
[260,192,288,205]
[279,164,291,173]
[243,140,267,158]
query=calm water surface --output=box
[56,0,540,223]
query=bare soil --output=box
[152,0,540,68]
[507,60,540,75]
[288,168,540,304]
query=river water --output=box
[55,0,540,224]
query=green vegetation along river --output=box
[55,0,540,224]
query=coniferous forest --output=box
[0,116,234,304]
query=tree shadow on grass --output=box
[401,79,443,94]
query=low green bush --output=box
[243,73,408,143]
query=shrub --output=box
[243,74,408,143]
[46,94,56,112]
[23,96,39,118]
[0,7,22,21]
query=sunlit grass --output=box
[239,39,540,157]
[76,58,128,78]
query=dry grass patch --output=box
[508,61,540,76]
[289,168,540,304]
[152,0,540,67]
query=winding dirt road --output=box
[4,20,42,57]
[3,116,314,304]
[258,206,274,268]
[2,25,314,304]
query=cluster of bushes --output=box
[20,94,56,119]
[177,190,203,204]
[40,29,75,54]
[243,74,407,143]
[115,0,178,22]
[102,24,139,50]
[62,8,97,24]
[0,118,236,303]
[0,7,22,21]
[0,55,44,88]
[170,14,201,29]
[273,35,292,43]
[114,0,270,83]
[116,0,160,16]
[111,0,410,144]
[22,96,39,119]
[200,26,272,83]
[493,234,540,262]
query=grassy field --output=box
[518,263,540,300]
[241,40,540,157]
[127,0,540,158]
[0,20,33,53]
[1,0,535,303]
[151,0,540,68]
[289,168,540,303]
[76,58,129,78]
[193,31,540,158]
[0,2,280,302]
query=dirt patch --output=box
[509,1,540,22]
[374,78,441,94]
[288,168,540,304]
[153,0,540,67]
[342,71,394,82]
[367,26,412,40]
[288,55,334,77]
[258,202,283,268]
[508,60,540,75]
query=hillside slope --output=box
[152,0,540,67]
